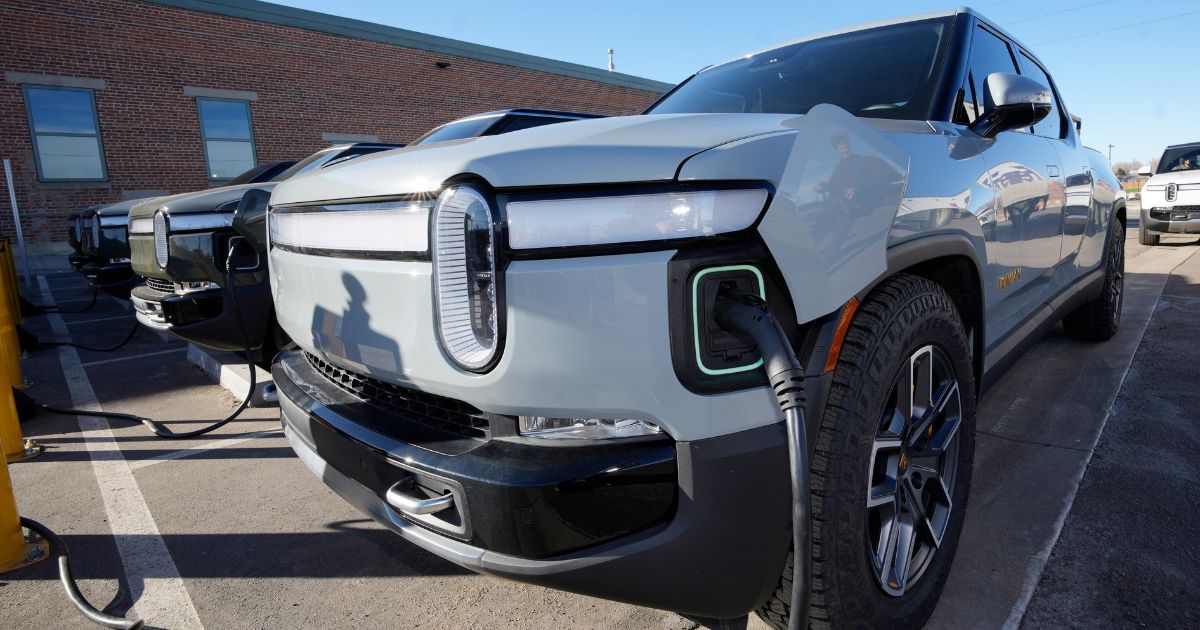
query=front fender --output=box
[680,104,911,323]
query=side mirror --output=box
[968,72,1052,138]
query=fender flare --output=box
[863,232,988,391]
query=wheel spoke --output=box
[875,498,902,591]
[910,381,960,453]
[903,477,943,548]
[868,438,902,508]
[924,409,961,457]
[887,365,912,437]
[887,507,918,594]
[910,347,933,426]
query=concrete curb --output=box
[186,344,277,408]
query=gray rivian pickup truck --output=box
[266,8,1124,629]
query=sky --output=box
[270,0,1197,165]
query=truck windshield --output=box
[1157,145,1200,174]
[412,115,502,145]
[647,17,951,120]
[226,160,296,185]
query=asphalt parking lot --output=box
[1,210,1197,629]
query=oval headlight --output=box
[91,217,101,248]
[432,185,500,371]
[153,211,169,268]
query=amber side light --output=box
[823,297,860,374]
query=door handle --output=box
[1047,165,1060,177]
[385,477,454,516]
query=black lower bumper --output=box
[68,253,91,272]
[80,260,135,286]
[130,278,273,351]
[273,348,792,618]
[1143,207,1200,234]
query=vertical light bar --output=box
[153,211,169,268]
[432,185,499,371]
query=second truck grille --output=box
[145,277,175,293]
[305,352,491,440]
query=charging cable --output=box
[34,241,257,439]
[713,287,810,630]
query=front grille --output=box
[305,351,492,440]
[1152,206,1200,220]
[145,277,175,293]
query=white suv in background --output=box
[1140,142,1200,245]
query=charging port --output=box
[691,265,765,376]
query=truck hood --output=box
[1146,170,1200,187]
[94,197,157,217]
[271,113,798,204]
[129,183,266,219]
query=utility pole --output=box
[1108,144,1114,161]
[607,48,615,72]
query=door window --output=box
[959,27,1019,123]
[1016,53,1064,139]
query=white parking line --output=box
[79,347,187,367]
[66,314,135,326]
[38,275,204,630]
[129,429,283,470]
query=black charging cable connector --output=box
[712,288,810,630]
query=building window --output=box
[196,97,256,180]
[22,85,107,182]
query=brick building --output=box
[0,0,669,267]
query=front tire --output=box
[756,274,976,629]
[1138,223,1159,246]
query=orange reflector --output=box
[823,297,860,374]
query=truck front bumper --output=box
[79,259,137,291]
[274,348,793,619]
[130,278,273,351]
[1142,206,1200,234]
[68,253,91,272]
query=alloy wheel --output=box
[866,344,962,597]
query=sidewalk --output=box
[1022,246,1200,629]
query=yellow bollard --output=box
[0,323,36,462]
[0,392,49,572]
[0,383,37,462]
[0,241,19,324]
[0,270,23,390]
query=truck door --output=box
[1014,51,1094,285]
[960,25,1065,344]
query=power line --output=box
[1007,0,1116,25]
[1035,8,1200,45]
